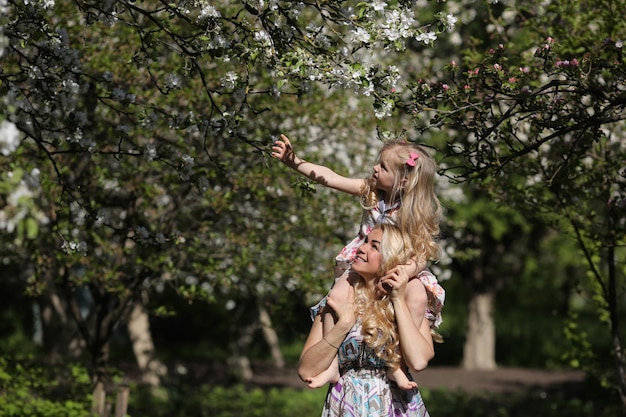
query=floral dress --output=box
[312,299,431,417]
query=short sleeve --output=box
[415,269,445,329]
[309,296,328,322]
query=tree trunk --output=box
[462,291,497,370]
[127,296,167,386]
[91,380,107,416]
[38,289,85,360]
[607,245,626,406]
[258,304,285,369]
[228,319,256,381]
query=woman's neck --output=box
[361,275,377,290]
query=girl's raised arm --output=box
[272,134,366,195]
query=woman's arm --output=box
[297,276,355,381]
[271,134,365,195]
[385,271,435,372]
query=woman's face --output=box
[351,228,383,280]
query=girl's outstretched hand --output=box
[271,134,295,162]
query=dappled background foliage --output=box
[0,0,624,416]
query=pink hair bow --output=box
[406,152,419,167]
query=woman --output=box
[298,223,436,417]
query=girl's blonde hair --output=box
[353,223,415,369]
[360,141,442,263]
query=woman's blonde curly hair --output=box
[352,223,415,369]
[360,141,442,264]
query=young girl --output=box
[271,133,445,334]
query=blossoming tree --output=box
[0,0,457,412]
[398,0,626,404]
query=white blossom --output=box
[415,31,437,45]
[221,71,238,89]
[165,74,181,89]
[254,30,271,46]
[197,3,220,21]
[0,120,20,156]
[351,27,371,43]
[62,79,80,94]
[442,13,458,31]
[144,143,157,161]
[371,0,387,12]
[181,154,195,168]
[374,98,394,119]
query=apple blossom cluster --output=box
[374,98,394,119]
[23,0,55,9]
[0,168,49,238]
[196,2,220,21]
[134,226,169,246]
[0,120,20,156]
[352,4,457,51]
[189,1,455,100]
[61,239,88,255]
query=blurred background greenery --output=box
[1,0,625,416]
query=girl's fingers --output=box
[280,134,292,148]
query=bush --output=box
[0,356,93,417]
[127,380,625,417]
[129,383,326,417]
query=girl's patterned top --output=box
[336,200,400,263]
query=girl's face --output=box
[372,151,397,194]
[351,228,383,280]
